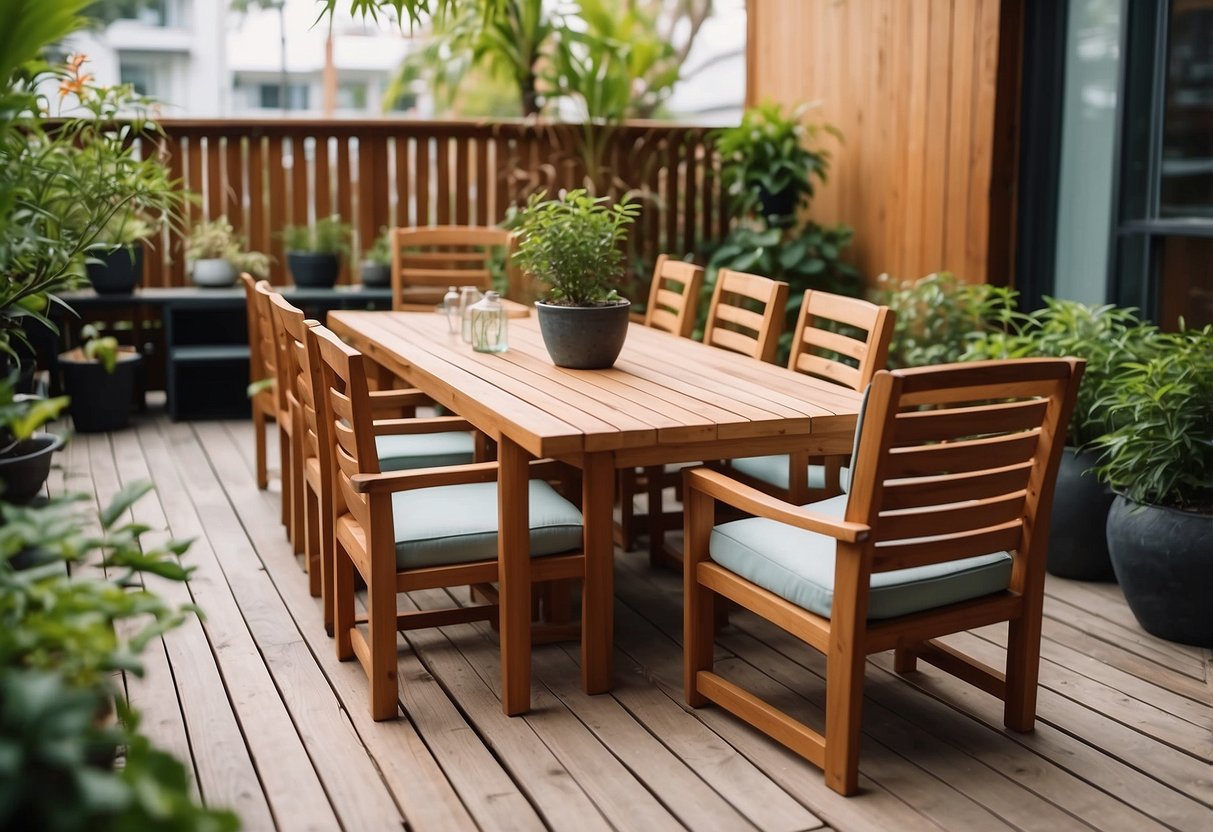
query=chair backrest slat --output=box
[250,280,286,411]
[788,290,893,391]
[644,254,704,339]
[702,268,788,363]
[847,359,1083,577]
[267,293,319,461]
[391,225,514,309]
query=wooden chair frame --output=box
[312,325,587,719]
[617,256,707,555]
[241,273,277,490]
[684,359,1084,795]
[390,225,518,310]
[250,280,298,549]
[702,268,789,364]
[724,290,895,505]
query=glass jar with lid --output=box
[469,291,508,353]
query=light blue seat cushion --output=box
[728,456,853,494]
[709,494,1013,620]
[376,431,475,471]
[392,480,583,569]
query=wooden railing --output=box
[143,118,729,296]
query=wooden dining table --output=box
[327,309,863,715]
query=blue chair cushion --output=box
[392,480,583,569]
[376,431,475,471]
[729,454,827,492]
[709,495,1013,620]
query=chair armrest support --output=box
[684,467,869,543]
[372,416,474,435]
[351,461,501,493]
[368,388,433,409]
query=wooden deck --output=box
[59,413,1213,832]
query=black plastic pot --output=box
[360,261,391,287]
[535,300,631,369]
[1106,496,1213,647]
[288,252,341,288]
[86,246,144,295]
[758,186,798,221]
[1047,448,1116,580]
[0,433,64,504]
[58,349,142,433]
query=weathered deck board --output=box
[52,413,1213,832]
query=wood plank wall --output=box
[747,0,1022,286]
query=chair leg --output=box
[683,486,716,708]
[823,643,866,796]
[289,430,306,556]
[305,480,321,598]
[278,425,292,533]
[321,511,335,637]
[334,537,355,661]
[646,465,667,568]
[368,567,400,721]
[893,645,919,674]
[253,408,268,490]
[616,469,638,552]
[1003,615,1043,732]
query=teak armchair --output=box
[250,280,298,549]
[311,324,587,720]
[684,358,1083,795]
[390,225,516,309]
[702,268,789,363]
[726,290,894,504]
[267,294,476,624]
[241,273,278,491]
[617,256,706,554]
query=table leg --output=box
[581,452,614,694]
[498,436,532,715]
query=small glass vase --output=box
[459,286,483,343]
[442,285,460,333]
[469,291,508,353]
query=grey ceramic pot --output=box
[535,300,631,369]
[191,258,238,288]
[360,261,391,287]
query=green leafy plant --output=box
[186,216,271,277]
[870,271,1020,369]
[281,214,352,256]
[714,101,834,219]
[76,323,121,373]
[1092,325,1213,514]
[362,227,393,266]
[511,188,640,305]
[963,298,1153,447]
[0,377,68,455]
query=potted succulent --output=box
[57,324,142,433]
[512,189,640,369]
[185,216,270,287]
[282,214,352,288]
[360,228,392,287]
[964,298,1148,580]
[1092,325,1213,647]
[713,101,833,222]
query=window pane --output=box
[1160,4,1213,217]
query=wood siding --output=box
[747,0,1022,286]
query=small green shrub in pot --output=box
[57,324,143,433]
[871,271,1020,369]
[360,227,392,287]
[186,216,270,287]
[512,188,640,368]
[282,214,352,288]
[1092,325,1213,646]
[963,298,1154,579]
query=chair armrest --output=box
[351,461,501,494]
[684,467,869,543]
[372,416,474,435]
[369,388,433,410]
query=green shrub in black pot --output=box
[282,215,351,288]
[57,325,142,433]
[965,299,1151,580]
[1093,325,1213,647]
[513,189,640,369]
[0,378,67,504]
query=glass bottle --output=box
[469,291,508,353]
[442,285,460,333]
[459,286,482,343]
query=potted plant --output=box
[713,101,834,222]
[0,377,67,504]
[282,214,352,288]
[964,299,1148,579]
[360,227,392,287]
[1092,325,1213,647]
[185,215,270,287]
[512,189,640,369]
[57,324,142,433]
